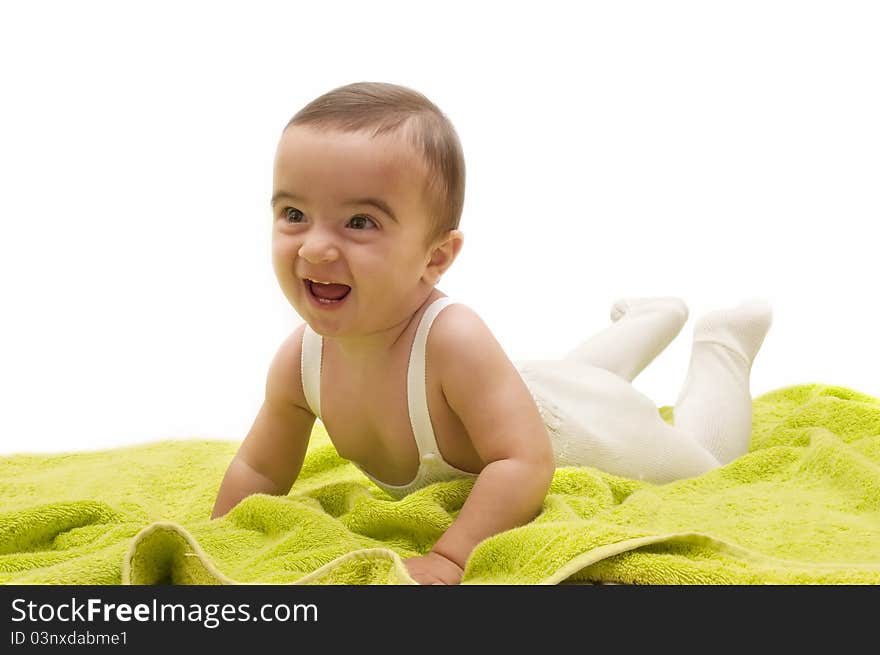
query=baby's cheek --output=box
[272,243,303,273]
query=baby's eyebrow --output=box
[270,190,398,224]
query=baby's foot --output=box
[610,296,689,323]
[692,299,773,366]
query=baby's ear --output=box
[423,230,464,284]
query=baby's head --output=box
[271,82,466,335]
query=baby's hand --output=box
[404,551,464,585]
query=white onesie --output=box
[301,296,761,498]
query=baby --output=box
[210,82,773,585]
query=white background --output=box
[1,1,877,455]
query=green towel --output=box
[2,383,879,585]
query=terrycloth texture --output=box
[1,383,879,585]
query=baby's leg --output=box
[673,300,774,464]
[563,297,689,382]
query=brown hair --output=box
[286,82,465,249]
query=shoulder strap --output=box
[407,297,458,458]
[300,324,322,419]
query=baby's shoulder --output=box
[428,303,509,371]
[265,322,311,414]
[430,302,489,340]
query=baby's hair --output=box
[286,82,465,249]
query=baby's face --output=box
[271,125,439,338]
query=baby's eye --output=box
[348,215,378,230]
[283,207,305,224]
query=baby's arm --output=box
[211,325,315,519]
[425,306,556,572]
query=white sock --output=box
[673,299,774,464]
[692,299,774,368]
[564,296,689,382]
[610,296,689,323]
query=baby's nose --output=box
[298,235,340,264]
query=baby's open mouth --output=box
[305,279,352,303]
